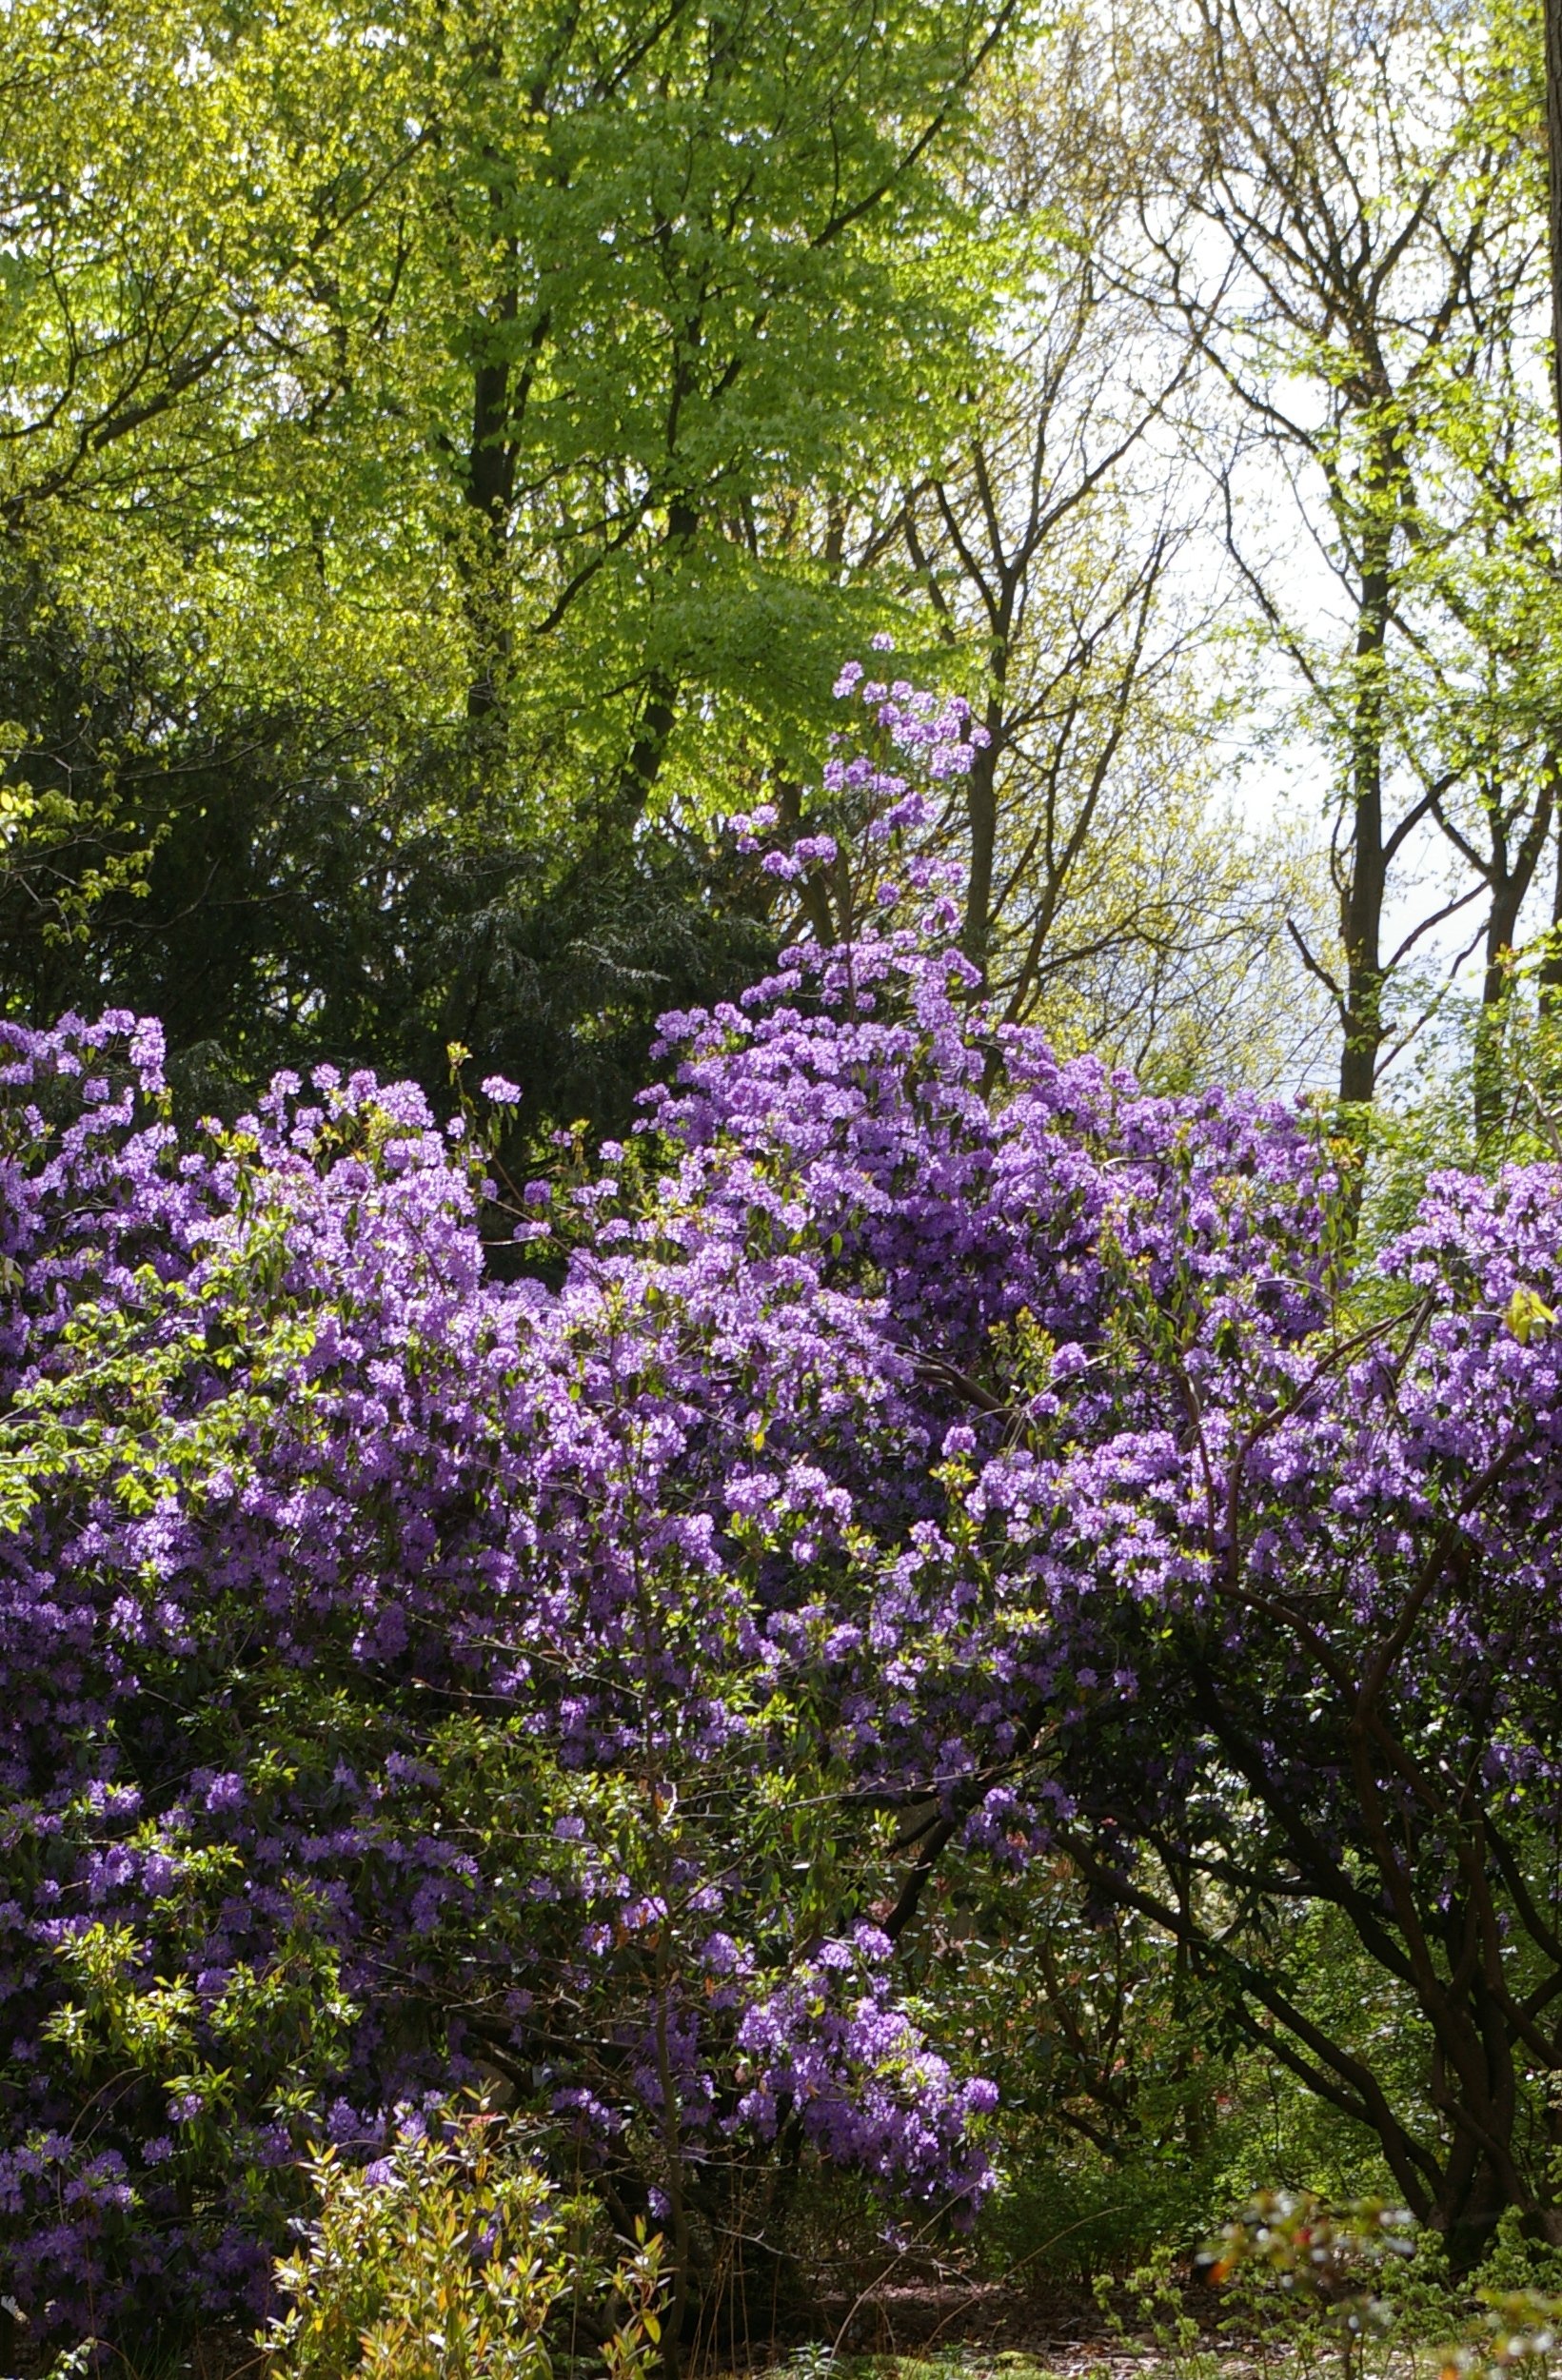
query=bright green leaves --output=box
[1505,1285,1554,1344]
[0,0,1025,846]
[262,2111,666,2380]
[394,0,1022,794]
[0,1244,323,1537]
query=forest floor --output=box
[10,2279,1465,2380]
[758,2280,1462,2380]
[6,2325,1457,2380]
[768,2331,1457,2380]
[786,2347,1447,2380]
[811,2277,1127,2362]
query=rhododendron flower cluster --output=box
[4,666,1562,2339]
[735,1927,997,2203]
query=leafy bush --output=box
[6,665,1562,2343]
[261,2107,663,2380]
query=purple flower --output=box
[8,673,1559,2343]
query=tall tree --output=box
[317,0,1023,815]
[0,0,1025,1111]
[1133,0,1550,1107]
[753,15,1335,1092]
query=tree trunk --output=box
[1542,0,1562,1070]
[1474,773,1555,1147]
[960,695,1004,983]
[614,667,680,818]
[463,104,520,737]
[1475,881,1523,1152]
[1544,783,1562,1019]
[1338,538,1391,1104]
[611,502,698,819]
[1545,0,1562,465]
[465,292,518,726]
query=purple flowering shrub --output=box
[3,661,1562,2337]
[734,1927,998,2202]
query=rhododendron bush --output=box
[4,673,1562,2343]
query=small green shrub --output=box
[1093,2242,1221,2380]
[260,2108,664,2380]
